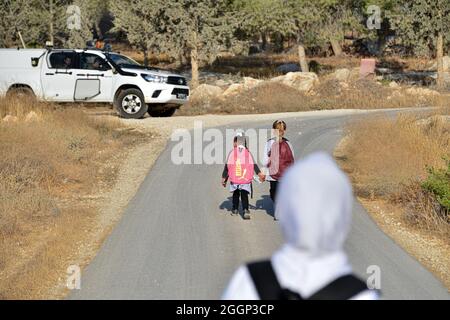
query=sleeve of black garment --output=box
[254,164,261,175]
[222,164,229,179]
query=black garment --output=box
[233,189,249,211]
[270,181,278,202]
[247,260,371,300]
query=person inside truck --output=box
[92,57,106,70]
[63,56,73,69]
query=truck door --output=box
[73,53,114,102]
[41,51,77,102]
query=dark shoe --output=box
[243,209,251,220]
[231,209,238,216]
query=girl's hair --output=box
[273,120,287,130]
[234,133,247,148]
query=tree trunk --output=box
[330,39,343,56]
[437,32,444,89]
[261,32,267,51]
[96,21,102,40]
[18,31,26,49]
[143,47,149,67]
[180,50,188,67]
[49,0,54,44]
[191,45,199,89]
[298,45,309,73]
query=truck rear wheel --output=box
[148,107,177,117]
[7,86,35,99]
[114,89,148,119]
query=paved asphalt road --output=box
[72,111,449,300]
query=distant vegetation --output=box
[0,0,448,87]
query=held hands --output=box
[258,172,266,183]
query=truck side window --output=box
[79,53,111,71]
[48,52,76,69]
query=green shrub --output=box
[422,159,450,211]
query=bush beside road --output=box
[335,109,450,289]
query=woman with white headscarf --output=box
[222,152,379,300]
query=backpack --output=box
[247,260,369,300]
[227,146,255,184]
[268,138,294,181]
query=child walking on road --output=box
[222,133,265,220]
[264,120,295,204]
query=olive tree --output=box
[388,0,450,88]
[163,0,240,88]
[110,0,167,66]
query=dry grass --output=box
[309,78,446,110]
[378,56,433,72]
[179,82,312,116]
[0,96,148,299]
[179,78,449,116]
[340,109,450,236]
[337,109,450,287]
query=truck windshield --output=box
[108,53,141,68]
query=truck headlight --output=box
[141,74,168,83]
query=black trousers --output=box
[232,189,249,211]
[270,181,278,202]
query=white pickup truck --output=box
[0,48,190,118]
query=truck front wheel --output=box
[114,89,148,119]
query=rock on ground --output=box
[405,87,440,96]
[243,77,263,89]
[389,81,400,89]
[25,111,41,123]
[2,115,19,123]
[333,68,351,82]
[222,83,246,97]
[191,84,224,101]
[270,72,319,93]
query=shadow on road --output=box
[219,196,258,220]
[255,195,275,219]
[219,195,275,220]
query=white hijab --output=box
[276,151,353,255]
